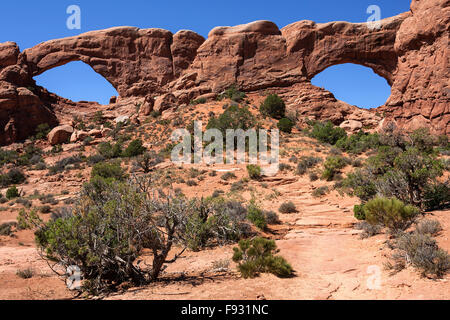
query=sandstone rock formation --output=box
[0,0,448,145]
[47,125,74,145]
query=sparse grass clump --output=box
[232,237,293,278]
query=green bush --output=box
[353,204,366,220]
[308,121,347,145]
[423,182,449,211]
[97,142,123,159]
[123,139,146,158]
[23,177,198,294]
[34,123,51,140]
[364,197,419,231]
[6,186,20,200]
[247,164,262,180]
[259,94,286,119]
[90,161,126,181]
[322,156,347,181]
[206,104,256,136]
[247,204,267,230]
[183,198,250,251]
[336,131,380,154]
[277,118,294,133]
[232,237,293,278]
[218,85,246,102]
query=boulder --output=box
[48,125,74,145]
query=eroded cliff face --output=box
[0,0,448,145]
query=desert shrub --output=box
[423,182,450,211]
[246,165,262,180]
[183,198,250,251]
[263,210,280,224]
[48,155,83,174]
[206,104,256,136]
[0,222,17,236]
[277,118,294,133]
[259,94,286,119]
[279,163,292,172]
[186,179,198,186]
[16,268,34,279]
[39,205,52,214]
[135,151,163,173]
[415,219,442,236]
[190,97,207,105]
[90,161,126,181]
[322,156,347,181]
[342,169,377,202]
[123,139,146,158]
[218,85,246,102]
[211,189,224,198]
[6,186,20,200]
[87,154,105,165]
[232,237,293,278]
[23,177,196,294]
[230,180,246,192]
[0,169,26,187]
[354,221,383,239]
[308,121,347,145]
[92,111,105,125]
[364,197,420,231]
[247,203,267,230]
[0,148,18,165]
[388,231,450,278]
[296,156,321,175]
[278,201,297,214]
[221,172,237,181]
[34,123,50,140]
[312,186,329,198]
[308,171,319,181]
[39,194,59,205]
[353,204,366,220]
[97,142,123,159]
[336,131,380,154]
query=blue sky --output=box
[0,0,411,106]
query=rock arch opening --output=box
[34,61,119,105]
[311,63,391,109]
